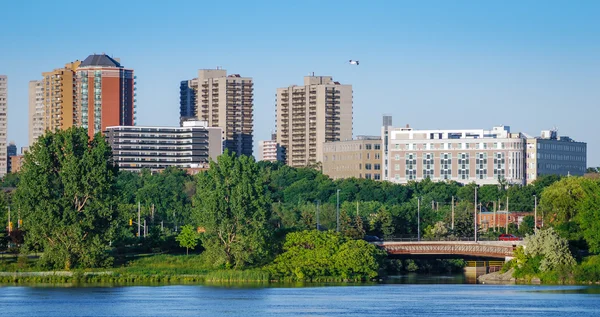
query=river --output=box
[1,277,600,316]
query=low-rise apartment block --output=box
[105,120,222,172]
[258,134,285,162]
[322,136,382,180]
[382,121,526,185]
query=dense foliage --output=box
[14,128,118,269]
[192,151,272,268]
[269,230,385,281]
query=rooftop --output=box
[80,54,121,68]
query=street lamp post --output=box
[474,186,478,243]
[534,195,537,233]
[417,197,421,241]
[336,189,341,232]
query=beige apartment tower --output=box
[28,80,44,146]
[276,75,352,167]
[0,75,7,177]
[183,69,254,157]
[41,61,81,133]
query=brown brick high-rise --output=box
[76,54,135,137]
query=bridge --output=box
[376,240,523,260]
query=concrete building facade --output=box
[382,120,526,185]
[322,136,382,180]
[28,80,45,146]
[180,69,254,157]
[275,75,352,167]
[525,130,586,183]
[76,54,135,138]
[258,135,285,162]
[41,61,81,133]
[0,75,6,177]
[105,121,222,172]
[7,141,16,173]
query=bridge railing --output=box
[384,235,513,242]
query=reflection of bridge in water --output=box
[376,241,524,260]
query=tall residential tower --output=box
[276,75,352,167]
[0,75,7,177]
[180,69,254,157]
[41,61,81,133]
[28,80,44,146]
[76,54,135,137]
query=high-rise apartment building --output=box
[76,54,135,138]
[180,69,253,156]
[525,130,586,183]
[276,75,352,167]
[41,61,81,133]
[382,120,526,185]
[7,141,16,173]
[180,79,197,124]
[28,80,44,146]
[322,136,382,180]
[0,75,7,177]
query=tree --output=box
[176,225,200,255]
[192,151,272,268]
[15,128,118,269]
[540,177,599,242]
[519,215,535,236]
[424,221,449,240]
[523,227,575,273]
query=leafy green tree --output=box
[192,151,272,268]
[15,128,118,269]
[176,224,200,255]
[523,227,576,273]
[0,172,20,188]
[540,177,599,241]
[269,230,384,281]
[424,221,449,240]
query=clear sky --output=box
[1,0,599,165]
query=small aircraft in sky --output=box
[349,60,359,65]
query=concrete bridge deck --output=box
[377,241,523,259]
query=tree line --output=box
[2,128,598,278]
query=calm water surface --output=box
[1,278,600,316]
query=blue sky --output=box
[1,0,599,165]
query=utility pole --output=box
[143,219,147,238]
[7,206,10,234]
[506,196,509,234]
[161,220,164,232]
[137,202,141,237]
[336,189,340,232]
[417,197,421,241]
[534,195,538,233]
[474,187,478,242]
[451,196,455,230]
[356,201,359,217]
[151,204,155,224]
[315,200,320,230]
[493,201,497,232]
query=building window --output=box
[374,174,381,180]
[394,174,400,181]
[366,144,372,150]
[374,164,381,170]
[374,144,381,150]
[365,173,372,179]
[422,153,434,179]
[475,152,487,179]
[395,154,400,160]
[494,152,505,179]
[375,153,380,160]
[405,153,417,180]
[458,153,470,180]
[394,164,400,171]
[441,153,452,180]
[366,163,372,170]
